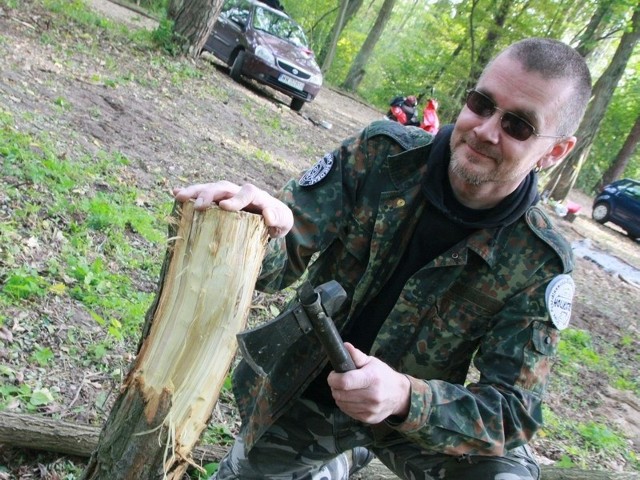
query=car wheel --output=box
[591,202,610,223]
[230,50,245,82]
[290,97,305,112]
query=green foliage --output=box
[31,347,55,367]
[0,365,56,412]
[190,462,219,479]
[152,17,183,56]
[558,328,601,367]
[201,424,235,446]
[43,0,113,29]
[541,405,635,469]
[2,270,46,300]
[577,72,640,192]
[0,109,165,369]
[556,328,639,396]
[578,421,628,451]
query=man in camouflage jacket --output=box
[174,38,592,479]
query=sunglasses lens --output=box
[501,113,534,141]
[466,90,536,141]
[466,90,494,117]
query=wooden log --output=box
[0,412,226,462]
[0,413,637,479]
[81,201,268,479]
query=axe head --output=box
[236,281,347,376]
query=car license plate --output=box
[278,74,304,91]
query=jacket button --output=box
[452,252,459,259]
[396,199,406,207]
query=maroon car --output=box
[203,0,323,111]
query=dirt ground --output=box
[0,0,639,477]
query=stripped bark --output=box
[80,201,268,479]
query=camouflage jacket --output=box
[232,120,574,456]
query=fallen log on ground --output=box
[1,412,637,480]
[0,411,225,462]
[80,201,268,479]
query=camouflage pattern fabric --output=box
[213,397,540,479]
[231,120,573,459]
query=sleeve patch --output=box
[545,274,574,330]
[299,153,335,187]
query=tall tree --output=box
[543,3,640,202]
[572,0,616,58]
[599,113,640,188]
[322,0,351,72]
[341,0,398,91]
[319,0,364,70]
[467,0,515,91]
[167,0,223,57]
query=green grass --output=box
[543,328,640,470]
[541,405,638,470]
[557,328,639,396]
[0,108,168,408]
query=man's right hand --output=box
[172,181,294,238]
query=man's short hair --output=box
[488,38,592,135]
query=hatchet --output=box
[236,280,356,377]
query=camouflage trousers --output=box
[212,397,541,480]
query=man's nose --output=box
[473,110,502,143]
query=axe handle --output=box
[312,310,356,373]
[299,284,356,373]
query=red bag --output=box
[420,98,440,134]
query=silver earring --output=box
[533,165,541,173]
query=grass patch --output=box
[541,405,638,470]
[0,109,168,411]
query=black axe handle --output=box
[298,282,356,373]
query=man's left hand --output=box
[328,343,411,424]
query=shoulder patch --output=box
[525,206,573,273]
[299,153,335,187]
[364,120,433,150]
[545,274,574,330]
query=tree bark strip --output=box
[81,201,268,479]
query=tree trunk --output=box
[317,0,364,69]
[466,0,513,91]
[341,0,397,91]
[573,0,615,58]
[321,0,351,72]
[1,412,638,480]
[599,112,640,188]
[543,3,640,202]
[81,201,268,480]
[167,0,224,57]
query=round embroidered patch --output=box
[299,153,335,187]
[545,274,574,330]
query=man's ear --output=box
[539,136,577,170]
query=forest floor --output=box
[0,0,639,478]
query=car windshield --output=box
[253,7,309,48]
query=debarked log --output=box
[0,412,637,480]
[80,201,268,480]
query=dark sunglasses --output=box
[465,89,566,141]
